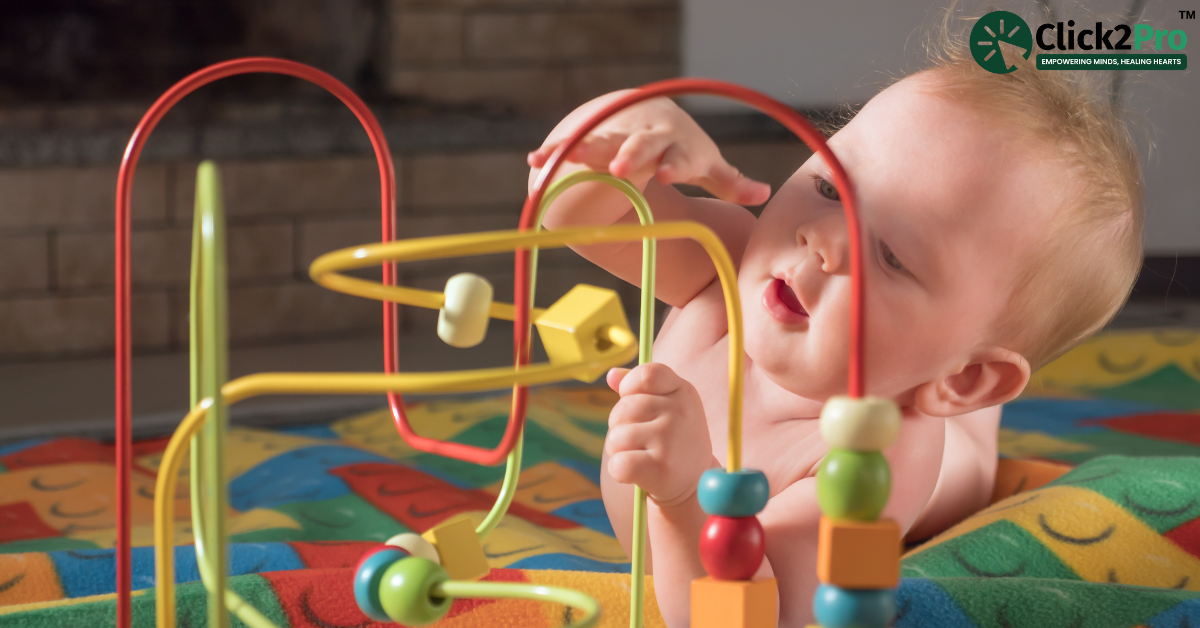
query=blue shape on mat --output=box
[508,553,631,573]
[278,423,341,440]
[893,579,975,628]
[49,543,304,598]
[1000,398,1162,436]
[0,437,50,457]
[1149,597,1200,628]
[556,458,602,486]
[229,445,393,511]
[550,499,614,536]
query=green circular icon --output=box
[971,11,1033,74]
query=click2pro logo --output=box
[971,11,1033,74]
[973,10,1190,73]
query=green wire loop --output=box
[188,161,277,628]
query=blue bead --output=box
[354,547,407,622]
[812,585,895,628]
[697,468,770,517]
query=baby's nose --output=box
[797,215,847,274]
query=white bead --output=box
[437,273,493,348]
[819,395,901,451]
[385,532,441,565]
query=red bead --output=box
[699,515,765,580]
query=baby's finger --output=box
[617,362,683,397]
[606,368,630,393]
[567,135,625,172]
[702,161,772,206]
[603,421,657,458]
[609,131,672,179]
[654,144,698,185]
[607,450,660,488]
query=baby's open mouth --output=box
[763,278,809,324]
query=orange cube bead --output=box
[690,577,777,628]
[817,516,900,589]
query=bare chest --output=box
[651,283,828,492]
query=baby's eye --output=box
[880,241,904,271]
[813,176,840,201]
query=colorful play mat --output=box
[4,328,1200,627]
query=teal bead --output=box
[813,584,894,628]
[353,547,407,622]
[816,449,890,520]
[697,468,770,517]
[379,557,453,626]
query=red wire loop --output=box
[114,57,402,628]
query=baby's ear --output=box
[912,347,1030,417]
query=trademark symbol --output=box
[1182,10,1197,19]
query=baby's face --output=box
[739,76,1064,406]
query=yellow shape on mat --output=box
[0,590,147,616]
[1032,329,1200,390]
[526,569,666,628]
[525,387,618,459]
[136,426,329,479]
[0,464,174,535]
[0,552,63,607]
[445,511,627,568]
[908,485,1200,590]
[331,396,516,460]
[482,461,602,513]
[997,429,1094,458]
[67,508,299,548]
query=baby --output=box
[528,27,1143,628]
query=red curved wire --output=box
[517,78,864,403]
[114,57,401,628]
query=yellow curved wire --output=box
[309,221,744,469]
[156,220,744,627]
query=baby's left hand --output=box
[605,363,714,506]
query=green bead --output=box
[817,449,890,520]
[379,557,452,626]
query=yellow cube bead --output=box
[421,517,490,581]
[690,577,777,628]
[816,516,900,589]
[534,284,632,382]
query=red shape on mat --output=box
[330,463,579,531]
[262,567,529,628]
[1166,516,1200,558]
[2,438,113,470]
[0,501,60,544]
[0,437,163,476]
[1084,413,1200,446]
[290,541,379,569]
[263,568,387,628]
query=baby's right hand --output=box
[527,90,771,206]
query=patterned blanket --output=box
[3,329,1200,627]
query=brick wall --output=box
[0,0,817,361]
[385,0,680,114]
[0,140,808,361]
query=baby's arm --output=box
[527,90,769,307]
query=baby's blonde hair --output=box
[914,7,1145,371]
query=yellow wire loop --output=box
[308,221,745,471]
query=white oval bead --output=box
[819,395,901,451]
[437,273,493,348]
[385,532,441,565]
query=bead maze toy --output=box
[112,58,899,628]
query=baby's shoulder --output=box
[654,279,730,354]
